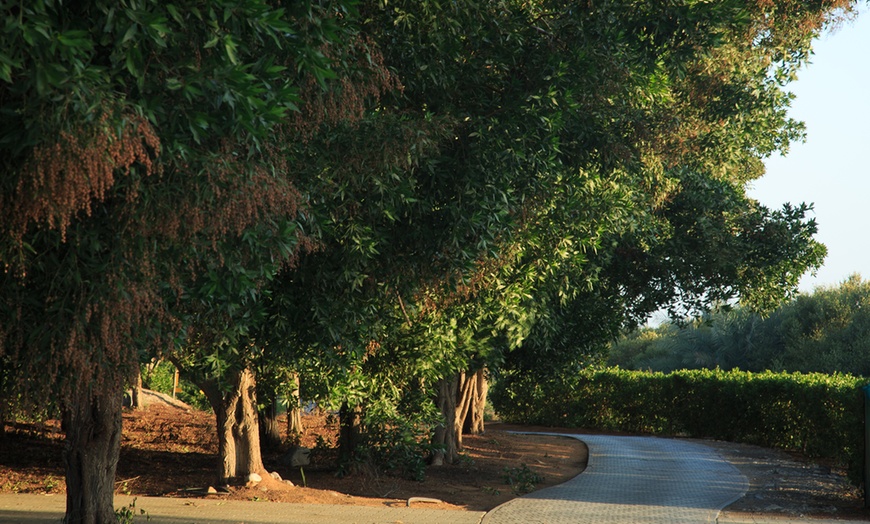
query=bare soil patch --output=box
[701,439,868,521]
[0,400,585,512]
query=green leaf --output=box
[125,48,141,78]
[57,30,93,50]
[122,24,138,44]
[224,37,239,65]
[148,18,171,35]
[165,4,184,24]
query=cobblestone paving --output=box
[483,434,749,524]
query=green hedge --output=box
[492,368,867,484]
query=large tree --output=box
[0,1,360,521]
[164,26,400,485]
[489,0,839,399]
[351,0,837,462]
[263,0,842,470]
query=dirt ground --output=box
[0,394,585,512]
[1,391,867,520]
[703,438,868,521]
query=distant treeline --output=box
[608,274,870,376]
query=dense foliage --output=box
[492,367,866,484]
[0,1,366,520]
[0,0,857,519]
[609,275,870,375]
[0,0,364,412]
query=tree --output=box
[290,0,842,468]
[760,275,870,375]
[163,11,405,485]
[0,1,360,521]
[359,0,838,463]
[606,275,870,376]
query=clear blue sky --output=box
[748,8,870,293]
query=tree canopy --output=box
[0,0,853,520]
[0,1,369,521]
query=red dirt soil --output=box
[0,401,587,512]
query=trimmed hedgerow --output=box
[491,368,867,483]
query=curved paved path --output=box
[483,433,749,524]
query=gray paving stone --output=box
[483,434,749,524]
[0,493,486,524]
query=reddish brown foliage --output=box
[288,35,402,140]
[9,113,159,243]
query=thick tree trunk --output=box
[462,368,488,435]
[258,399,282,452]
[61,386,123,524]
[455,371,475,436]
[200,367,265,484]
[286,373,303,444]
[432,374,461,465]
[433,368,488,465]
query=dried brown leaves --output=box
[9,113,160,243]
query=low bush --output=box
[502,464,544,494]
[492,367,867,484]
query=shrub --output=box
[340,391,441,481]
[502,464,544,494]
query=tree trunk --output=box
[287,404,303,444]
[432,374,461,465]
[433,368,488,465]
[61,386,123,524]
[200,367,265,484]
[130,366,142,410]
[258,398,282,452]
[286,373,303,445]
[462,368,488,435]
[338,402,362,466]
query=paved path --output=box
[483,433,748,523]
[0,494,486,524]
[484,433,869,524]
